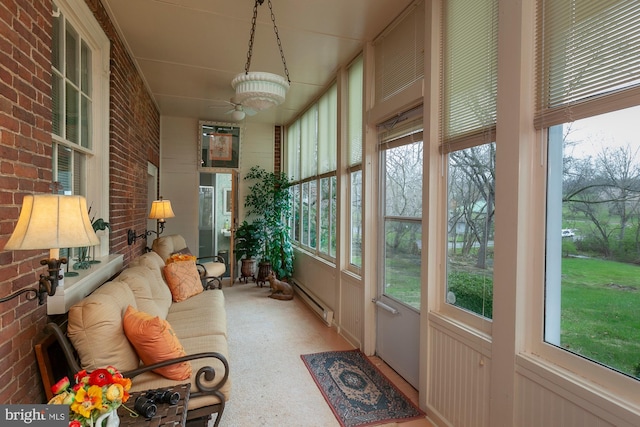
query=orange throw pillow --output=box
[122,306,192,380]
[163,259,203,302]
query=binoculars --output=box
[133,389,181,418]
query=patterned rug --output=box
[301,349,424,427]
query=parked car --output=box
[561,229,575,238]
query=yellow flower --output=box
[105,383,124,402]
[71,385,103,418]
[48,391,69,405]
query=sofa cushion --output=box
[67,281,139,372]
[115,267,165,319]
[167,289,227,339]
[152,234,188,263]
[122,305,192,380]
[128,252,173,316]
[163,259,203,302]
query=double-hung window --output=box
[441,0,498,330]
[52,0,110,258]
[538,0,640,382]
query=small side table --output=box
[118,383,190,427]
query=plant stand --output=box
[256,261,272,287]
[239,258,256,283]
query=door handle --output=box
[372,298,399,315]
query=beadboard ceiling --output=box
[101,0,414,125]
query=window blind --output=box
[318,84,337,174]
[535,0,640,128]
[374,0,425,103]
[441,0,498,154]
[286,121,300,181]
[348,56,363,167]
[300,106,318,179]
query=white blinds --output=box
[441,0,498,154]
[374,0,425,103]
[535,0,640,128]
[318,84,337,174]
[348,56,363,167]
[286,121,300,181]
[300,106,318,179]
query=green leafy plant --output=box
[234,220,261,260]
[243,166,294,279]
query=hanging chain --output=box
[244,0,261,74]
[267,0,290,83]
[243,0,291,84]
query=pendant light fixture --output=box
[231,0,291,112]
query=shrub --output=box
[448,271,493,319]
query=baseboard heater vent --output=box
[292,280,334,326]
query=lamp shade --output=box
[231,71,290,111]
[148,199,175,220]
[4,194,100,250]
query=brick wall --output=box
[0,0,159,403]
[82,0,160,261]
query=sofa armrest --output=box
[122,352,229,401]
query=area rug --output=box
[301,349,424,427]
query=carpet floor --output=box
[219,280,434,427]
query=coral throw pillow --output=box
[163,259,203,302]
[122,305,192,380]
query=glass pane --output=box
[65,22,78,84]
[446,143,495,319]
[74,151,85,196]
[52,73,63,136]
[292,184,300,242]
[350,170,362,267]
[81,95,91,148]
[81,40,91,95]
[57,145,72,194]
[384,142,423,217]
[309,180,317,249]
[52,9,62,72]
[319,177,330,254]
[301,182,309,246]
[330,175,337,258]
[382,140,423,309]
[545,106,640,380]
[65,83,78,144]
[383,219,421,310]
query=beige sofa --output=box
[45,251,230,427]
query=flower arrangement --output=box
[48,366,131,427]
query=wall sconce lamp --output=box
[2,195,100,305]
[127,197,175,245]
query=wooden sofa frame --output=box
[36,321,229,427]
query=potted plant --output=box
[243,166,294,282]
[234,220,261,282]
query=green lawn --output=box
[383,254,640,378]
[561,257,640,377]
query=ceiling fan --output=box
[208,98,257,121]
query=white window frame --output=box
[54,0,110,258]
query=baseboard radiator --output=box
[292,280,334,326]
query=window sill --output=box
[47,254,124,315]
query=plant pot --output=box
[257,261,272,287]
[240,258,256,283]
